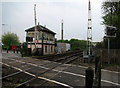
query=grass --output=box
[6,77,14,82]
[103,63,119,67]
[18,79,26,83]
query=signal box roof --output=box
[25,25,56,35]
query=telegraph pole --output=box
[108,7,113,64]
[87,0,92,57]
[42,32,44,56]
[34,4,37,49]
[61,19,63,40]
[85,1,94,88]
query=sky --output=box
[1,0,105,43]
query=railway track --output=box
[55,53,82,64]
[2,51,83,87]
[33,50,82,60]
[2,51,120,87]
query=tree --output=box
[102,1,120,49]
[2,32,20,49]
[57,39,86,51]
[70,39,86,51]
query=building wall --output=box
[57,43,70,53]
[28,44,42,51]
[27,31,55,44]
[26,31,55,55]
[44,45,55,55]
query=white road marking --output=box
[38,65,49,69]
[27,63,38,67]
[2,62,73,88]
[2,57,120,86]
[38,76,73,88]
[24,71,36,77]
[1,71,21,79]
[102,79,120,86]
[4,57,120,73]
[101,69,119,74]
[1,65,35,79]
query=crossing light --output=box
[105,26,117,37]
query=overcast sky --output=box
[1,0,105,42]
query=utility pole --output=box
[87,0,92,57]
[108,37,110,64]
[85,1,94,88]
[34,4,37,49]
[42,32,44,56]
[108,7,113,64]
[61,19,63,40]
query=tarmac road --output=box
[1,50,120,87]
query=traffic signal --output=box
[105,26,117,37]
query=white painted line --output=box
[2,63,10,67]
[38,76,73,88]
[1,71,21,79]
[101,69,119,74]
[3,58,120,86]
[16,60,25,64]
[63,71,85,78]
[77,65,88,69]
[53,69,85,77]
[24,71,36,77]
[38,65,49,69]
[102,79,120,86]
[1,65,34,79]
[77,64,120,74]
[12,66,23,71]
[27,63,38,67]
[2,62,72,88]
[4,57,120,74]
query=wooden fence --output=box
[95,49,120,65]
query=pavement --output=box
[1,50,120,87]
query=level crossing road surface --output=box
[0,50,120,87]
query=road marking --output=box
[2,62,73,88]
[3,63,23,71]
[24,71,36,77]
[38,65,49,69]
[4,57,120,74]
[4,58,85,78]
[1,64,35,79]
[62,71,85,78]
[1,71,21,79]
[2,58,120,86]
[102,79,120,86]
[27,62,38,67]
[77,64,119,74]
[101,69,119,74]
[38,76,73,88]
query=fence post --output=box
[94,50,101,88]
[85,66,94,88]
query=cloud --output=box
[2,0,104,42]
